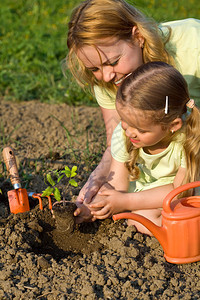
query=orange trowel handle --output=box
[2,146,21,189]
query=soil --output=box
[0,99,200,300]
[52,201,77,234]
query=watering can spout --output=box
[113,212,167,250]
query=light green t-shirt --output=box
[94,18,200,108]
[111,123,186,192]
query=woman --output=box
[66,0,200,222]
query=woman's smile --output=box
[114,73,133,86]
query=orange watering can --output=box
[113,181,200,264]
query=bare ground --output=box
[0,99,200,300]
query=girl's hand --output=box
[89,183,125,219]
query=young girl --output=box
[67,0,200,216]
[84,62,200,234]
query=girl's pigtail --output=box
[125,138,140,181]
[183,104,200,194]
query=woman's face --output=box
[77,29,144,86]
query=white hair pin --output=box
[165,96,169,114]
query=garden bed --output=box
[0,100,200,299]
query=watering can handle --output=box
[163,181,200,213]
[2,146,21,189]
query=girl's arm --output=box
[76,107,120,204]
[90,166,186,219]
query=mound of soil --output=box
[0,99,200,299]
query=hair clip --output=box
[186,99,195,109]
[165,96,169,114]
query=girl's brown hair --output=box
[116,61,200,196]
[66,0,173,93]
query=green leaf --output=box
[69,179,78,187]
[71,165,77,177]
[65,170,71,177]
[71,166,77,172]
[42,186,54,197]
[57,174,64,183]
[61,166,71,177]
[71,172,77,178]
[46,174,55,186]
[54,187,61,201]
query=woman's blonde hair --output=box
[66,0,173,93]
[116,61,200,197]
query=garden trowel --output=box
[2,146,30,214]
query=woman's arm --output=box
[76,107,120,204]
[101,107,120,146]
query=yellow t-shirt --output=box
[111,123,186,192]
[94,18,200,109]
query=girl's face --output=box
[77,30,144,86]
[116,103,170,153]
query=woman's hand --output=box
[89,182,126,219]
[76,146,114,205]
[74,199,97,224]
[75,173,104,204]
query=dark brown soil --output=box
[0,99,200,299]
[52,201,77,234]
